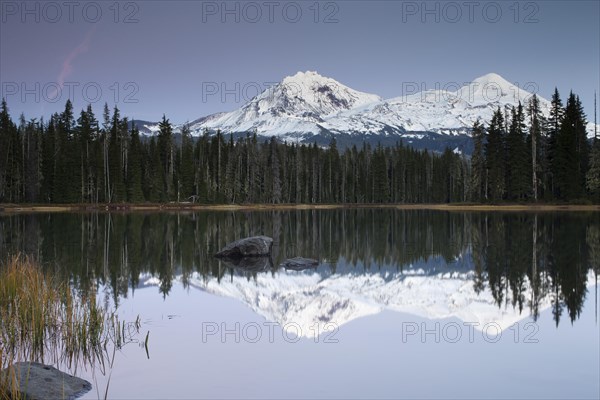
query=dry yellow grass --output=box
[0,255,143,399]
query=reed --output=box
[0,255,142,399]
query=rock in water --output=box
[215,236,273,257]
[219,256,273,272]
[1,362,92,400]
[280,257,319,271]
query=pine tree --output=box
[485,108,506,201]
[127,122,145,202]
[506,103,529,200]
[587,139,600,197]
[194,130,210,203]
[84,105,101,203]
[147,137,165,202]
[107,107,126,202]
[223,140,237,203]
[527,95,545,201]
[371,144,389,203]
[555,92,588,199]
[102,103,111,202]
[40,115,57,202]
[179,125,195,201]
[268,137,282,204]
[0,98,15,202]
[547,88,564,197]
[327,138,341,203]
[77,105,99,202]
[53,100,77,203]
[470,120,485,201]
[587,93,600,199]
[574,95,590,195]
[23,118,40,202]
[158,115,174,200]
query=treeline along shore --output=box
[1,203,600,215]
[1,89,599,206]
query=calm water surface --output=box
[1,210,599,399]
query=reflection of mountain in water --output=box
[1,210,599,329]
[140,259,598,337]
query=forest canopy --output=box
[0,91,598,204]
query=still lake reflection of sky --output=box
[81,270,600,400]
[2,210,598,399]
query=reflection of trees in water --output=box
[472,212,598,326]
[1,210,598,326]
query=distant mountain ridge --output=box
[136,71,598,154]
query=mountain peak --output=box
[275,71,381,115]
[460,72,531,106]
[281,70,336,87]
[472,72,513,88]
[287,70,322,79]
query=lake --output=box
[1,209,599,399]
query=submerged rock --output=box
[215,236,273,258]
[280,257,319,271]
[219,255,273,272]
[1,362,92,400]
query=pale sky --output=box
[1,0,599,123]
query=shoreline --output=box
[1,203,599,214]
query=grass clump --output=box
[0,255,143,399]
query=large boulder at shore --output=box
[1,362,92,400]
[215,236,273,258]
[280,257,319,271]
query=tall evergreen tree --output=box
[77,104,99,202]
[371,144,390,203]
[148,137,165,202]
[326,138,341,203]
[527,94,545,200]
[547,88,564,197]
[23,118,40,202]
[587,139,600,198]
[158,115,174,200]
[40,115,57,202]
[506,103,529,200]
[268,137,282,204]
[587,93,600,200]
[485,108,506,201]
[0,98,16,202]
[470,120,485,201]
[179,125,195,201]
[102,103,111,202]
[573,95,590,194]
[107,107,126,202]
[127,122,145,202]
[555,92,588,199]
[53,100,78,202]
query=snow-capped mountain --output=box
[137,71,598,154]
[188,70,382,140]
[329,73,552,135]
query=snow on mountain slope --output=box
[187,71,382,138]
[326,72,551,135]
[140,71,599,149]
[140,267,598,338]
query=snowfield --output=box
[140,71,599,143]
